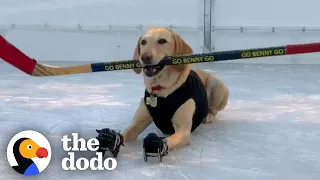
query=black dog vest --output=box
[144,70,208,134]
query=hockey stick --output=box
[1,35,320,77]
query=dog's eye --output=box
[158,39,167,44]
[140,39,147,45]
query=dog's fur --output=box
[122,28,229,151]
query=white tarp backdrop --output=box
[0,0,204,62]
[211,0,320,64]
[0,0,320,64]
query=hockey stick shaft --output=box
[90,43,320,73]
[1,35,320,76]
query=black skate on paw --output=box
[95,128,124,158]
[143,133,168,162]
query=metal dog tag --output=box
[146,95,157,107]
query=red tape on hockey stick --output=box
[286,42,320,54]
[0,35,37,75]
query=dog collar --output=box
[151,85,162,91]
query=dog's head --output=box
[132,28,193,77]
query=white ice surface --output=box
[0,62,319,180]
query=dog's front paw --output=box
[143,133,168,162]
[95,128,124,158]
[203,113,215,123]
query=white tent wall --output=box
[0,0,204,62]
[211,0,320,64]
[0,0,320,64]
[0,29,7,36]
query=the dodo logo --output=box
[7,130,52,176]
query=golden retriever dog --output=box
[122,27,229,152]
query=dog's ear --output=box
[132,36,142,74]
[171,31,193,72]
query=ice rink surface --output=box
[0,61,319,180]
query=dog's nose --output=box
[140,53,153,65]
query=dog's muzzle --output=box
[143,61,166,77]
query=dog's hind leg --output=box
[203,76,228,123]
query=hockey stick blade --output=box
[1,35,320,77]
